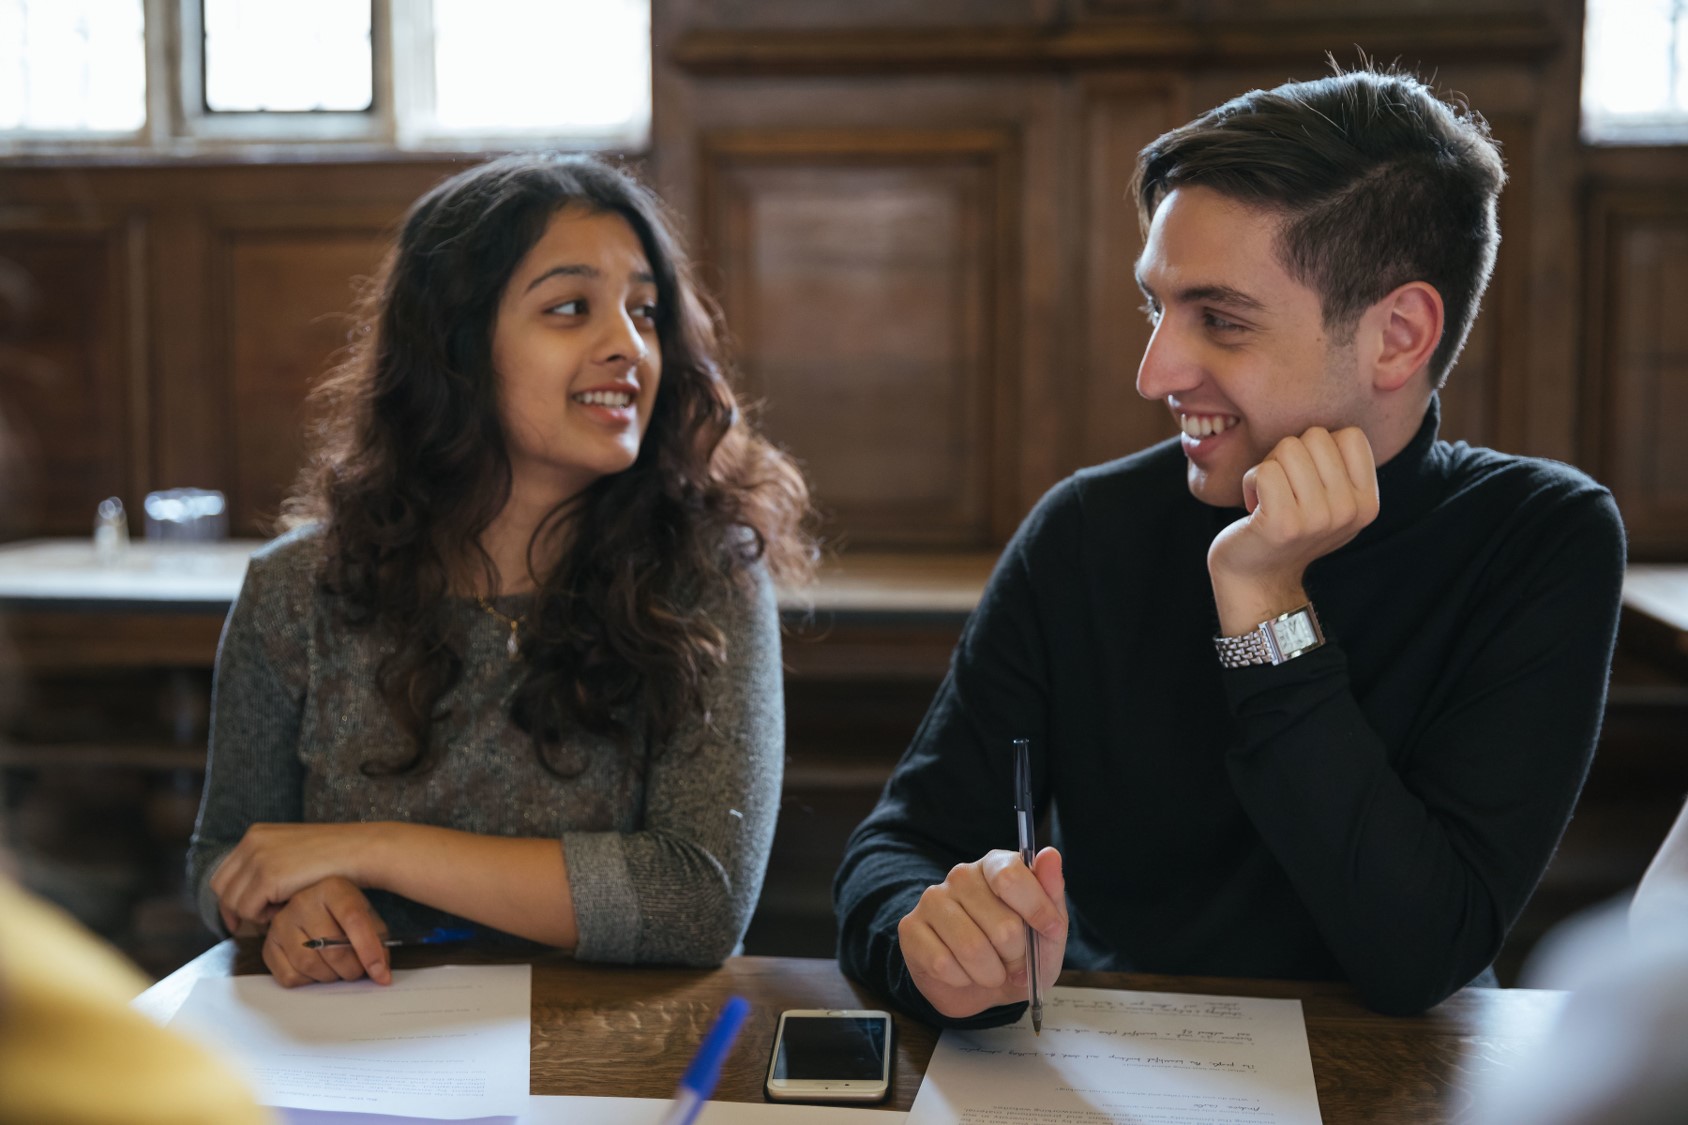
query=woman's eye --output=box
[547,299,587,316]
[632,302,659,321]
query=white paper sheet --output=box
[168,964,531,1120]
[278,1096,905,1125]
[519,1096,908,1123]
[907,986,1322,1125]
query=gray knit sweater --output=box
[187,525,784,966]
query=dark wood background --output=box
[1,0,1684,981]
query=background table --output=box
[136,947,1563,1122]
[1622,564,1688,677]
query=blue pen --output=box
[301,926,475,950]
[657,995,751,1125]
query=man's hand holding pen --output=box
[897,847,1068,1021]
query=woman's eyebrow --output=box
[524,264,657,294]
[524,264,598,293]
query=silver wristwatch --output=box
[1214,603,1325,668]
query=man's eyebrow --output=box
[1134,269,1266,313]
[1180,284,1265,311]
[524,264,657,293]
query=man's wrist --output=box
[1210,571,1309,637]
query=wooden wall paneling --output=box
[1585,189,1688,558]
[1437,113,1534,452]
[0,210,141,537]
[667,15,1557,78]
[208,205,398,534]
[1201,0,1544,15]
[675,0,1060,30]
[701,129,1020,549]
[1,162,466,540]
[149,207,218,501]
[655,71,1070,537]
[1509,2,1585,464]
[1079,75,1186,470]
[1082,0,1175,15]
[1488,109,1539,456]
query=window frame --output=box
[1581,0,1688,146]
[176,0,390,142]
[0,0,649,158]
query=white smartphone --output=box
[764,1008,894,1103]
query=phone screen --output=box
[771,1016,888,1080]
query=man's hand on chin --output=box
[1207,426,1380,636]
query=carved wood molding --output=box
[671,16,1558,76]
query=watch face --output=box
[1272,611,1318,654]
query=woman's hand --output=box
[261,876,393,988]
[212,822,381,929]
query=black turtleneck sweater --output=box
[834,401,1625,1020]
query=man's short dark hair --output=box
[1133,65,1506,387]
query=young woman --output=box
[188,154,813,987]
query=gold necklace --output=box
[475,596,526,660]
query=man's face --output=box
[1134,186,1371,509]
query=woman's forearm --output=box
[363,823,580,948]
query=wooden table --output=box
[135,946,1564,1122]
[1623,564,1688,677]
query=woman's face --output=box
[490,206,663,502]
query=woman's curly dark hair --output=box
[283,153,815,776]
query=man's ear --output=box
[1365,281,1443,393]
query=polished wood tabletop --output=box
[1623,564,1688,676]
[135,945,1563,1122]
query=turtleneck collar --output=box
[1348,393,1444,549]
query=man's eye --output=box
[1138,301,1161,324]
[1203,311,1244,332]
[547,299,587,316]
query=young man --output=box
[834,67,1626,1022]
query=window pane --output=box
[203,0,372,113]
[0,0,145,132]
[430,0,649,137]
[1583,0,1688,140]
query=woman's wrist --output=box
[352,821,409,891]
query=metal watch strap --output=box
[1214,628,1273,667]
[1213,603,1323,669]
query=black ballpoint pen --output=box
[1013,736,1044,1035]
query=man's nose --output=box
[1135,320,1199,402]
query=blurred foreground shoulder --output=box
[0,879,271,1125]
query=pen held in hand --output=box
[1013,736,1044,1036]
[301,926,475,950]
